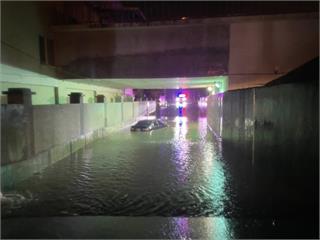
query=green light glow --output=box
[67,76,229,90]
[0,64,122,104]
[1,63,228,105]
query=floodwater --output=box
[1,104,318,238]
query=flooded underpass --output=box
[2,105,318,239]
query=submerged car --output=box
[130,119,167,132]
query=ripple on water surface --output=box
[2,117,234,218]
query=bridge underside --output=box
[2,63,228,92]
[60,48,228,79]
[68,76,228,90]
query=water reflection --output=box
[169,218,190,239]
[172,116,190,184]
[205,217,233,240]
[4,105,232,221]
[197,117,233,238]
[2,104,317,238]
[198,117,228,215]
[168,216,232,239]
[198,117,213,175]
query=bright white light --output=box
[174,116,188,124]
[176,94,187,108]
[207,86,213,91]
[182,102,187,108]
[198,97,208,108]
[198,101,207,108]
[159,101,167,107]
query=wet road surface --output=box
[1,104,318,238]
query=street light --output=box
[207,86,213,92]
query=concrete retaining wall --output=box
[33,105,81,154]
[82,104,105,134]
[221,88,254,148]
[208,83,318,154]
[1,105,34,165]
[133,102,140,119]
[1,101,156,190]
[208,82,318,190]
[208,82,318,214]
[207,93,223,138]
[253,84,318,170]
[105,102,122,128]
[123,102,134,123]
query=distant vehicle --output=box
[130,119,167,132]
[198,97,208,108]
[175,93,187,109]
[159,96,168,108]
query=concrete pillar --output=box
[1,88,35,163]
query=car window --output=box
[135,120,152,127]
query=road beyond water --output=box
[1,105,318,239]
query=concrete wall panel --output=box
[1,101,156,190]
[222,88,254,145]
[207,93,223,137]
[208,81,318,178]
[123,102,134,123]
[1,105,34,164]
[254,84,318,168]
[133,102,140,119]
[82,103,105,134]
[33,105,81,154]
[106,102,122,127]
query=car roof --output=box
[135,120,154,125]
[137,120,153,123]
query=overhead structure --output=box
[67,76,229,91]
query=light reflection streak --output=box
[169,217,232,239]
[172,116,190,184]
[198,117,233,238]
[206,217,233,240]
[170,218,190,239]
[198,117,214,179]
[170,115,191,236]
